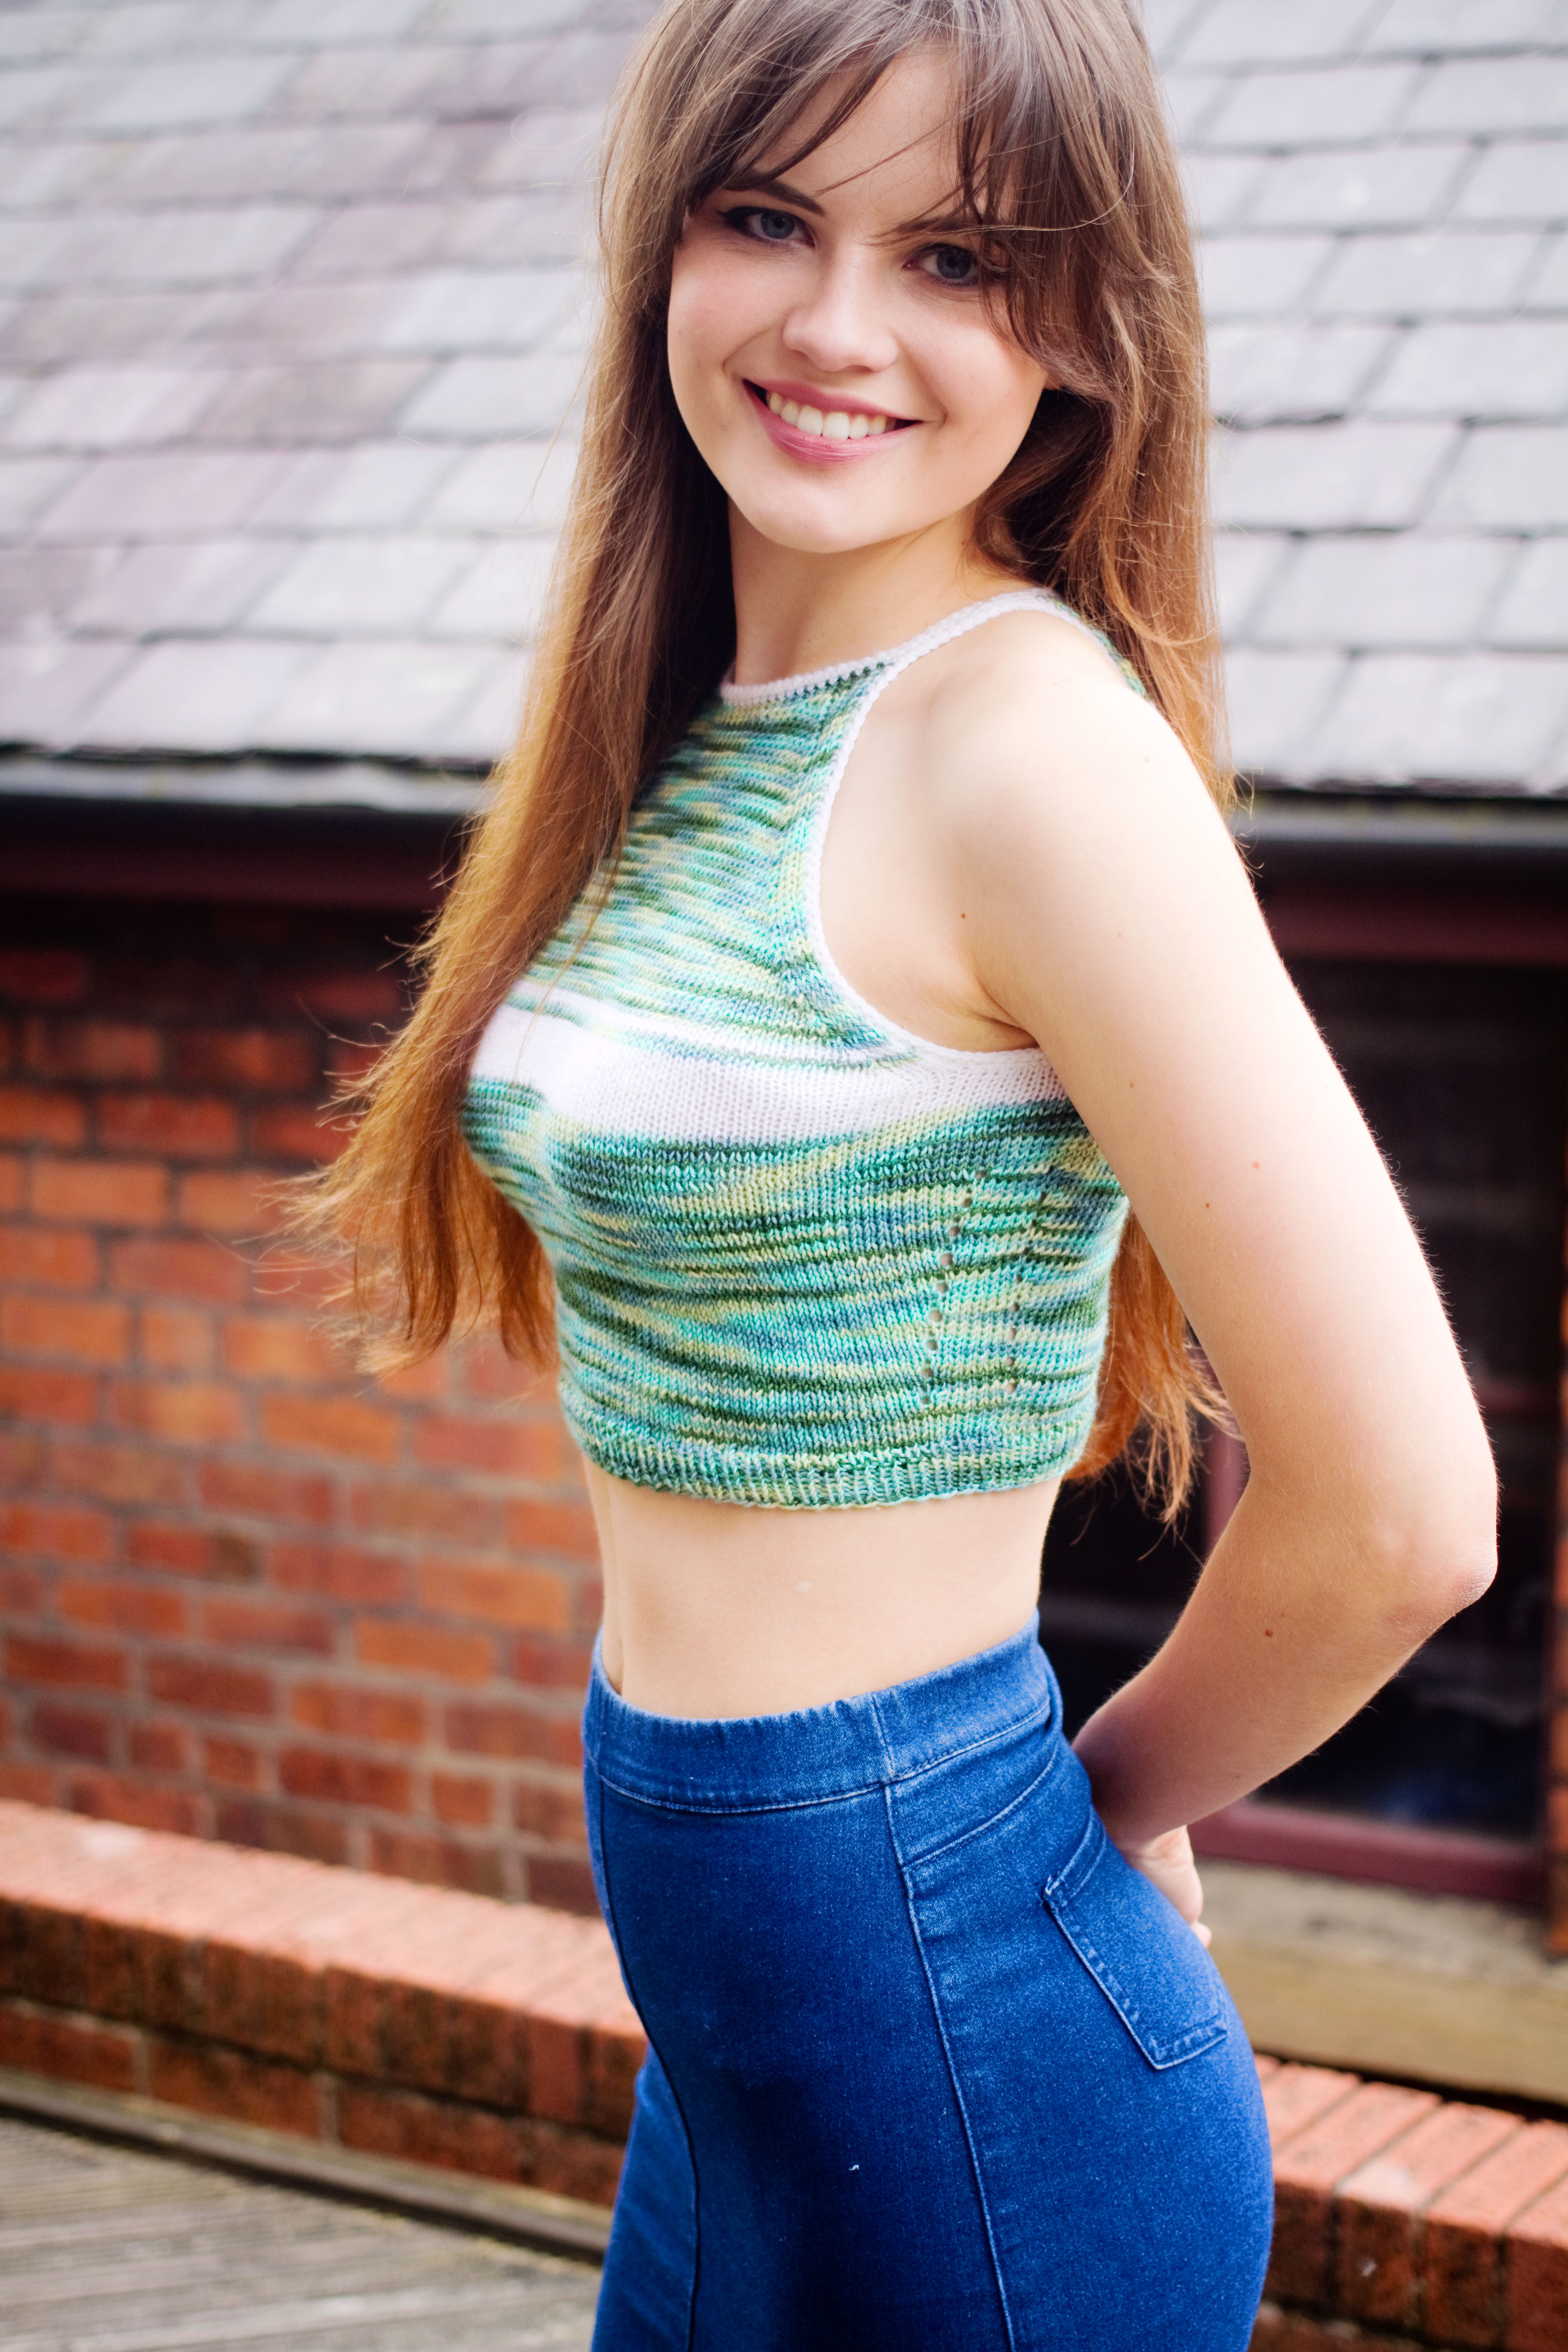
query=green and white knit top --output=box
[463,588,1132,1509]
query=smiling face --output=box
[666,48,1052,570]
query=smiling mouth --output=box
[745,382,915,442]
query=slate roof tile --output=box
[1367,319,1568,418]
[250,0,430,40]
[103,124,434,204]
[0,454,82,533]
[2,362,222,450]
[423,438,576,534]
[1214,532,1294,639]
[1529,233,1568,306]
[68,533,299,634]
[1243,142,1470,233]
[1176,0,1387,71]
[434,643,527,762]
[1180,151,1265,233]
[427,533,555,640]
[1308,650,1568,783]
[0,635,140,747]
[1201,64,1424,150]
[0,0,1563,790]
[1208,322,1391,424]
[0,289,235,367]
[250,635,506,756]
[53,201,323,288]
[1217,646,1349,774]
[1200,233,1333,318]
[1429,424,1568,526]
[1488,537,1568,647]
[373,264,581,354]
[1454,138,1568,228]
[0,542,117,636]
[30,446,290,541]
[1313,230,1544,318]
[71,56,297,134]
[477,106,604,190]
[397,349,582,438]
[1212,419,1460,530]
[247,532,474,634]
[0,71,77,133]
[78,634,319,751]
[246,440,460,532]
[1363,1,1568,54]
[1250,535,1519,650]
[187,357,428,443]
[1404,54,1568,137]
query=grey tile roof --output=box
[1166,0,1568,787]
[0,0,1564,793]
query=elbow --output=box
[1373,1424,1498,1643]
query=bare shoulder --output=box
[909,604,1223,874]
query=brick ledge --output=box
[0,1798,639,2210]
[1,1801,1566,2348]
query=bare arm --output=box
[935,628,1497,1915]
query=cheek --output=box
[667,247,769,394]
[930,324,1048,455]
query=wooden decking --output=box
[0,2114,601,2351]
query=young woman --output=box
[312,1,1496,2342]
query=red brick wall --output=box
[0,895,600,1913]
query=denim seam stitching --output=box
[865,1686,897,1784]
[589,1691,1055,1815]
[593,1762,701,2350]
[1042,1816,1228,2068]
[887,1692,1056,1788]
[883,1781,1020,2352]
[898,1740,1064,1869]
[588,1771,886,1815]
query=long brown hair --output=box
[303,0,1229,1512]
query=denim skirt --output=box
[583,1615,1273,2351]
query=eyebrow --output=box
[717,172,824,216]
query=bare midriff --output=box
[588,1461,1061,1719]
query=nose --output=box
[780,245,899,380]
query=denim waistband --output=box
[583,1611,1058,1812]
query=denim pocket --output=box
[1040,1812,1229,2070]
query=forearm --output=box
[1070,1469,1492,1849]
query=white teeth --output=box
[764,394,899,440]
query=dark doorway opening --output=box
[1042,959,1567,1857]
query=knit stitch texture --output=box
[463,591,1132,1508]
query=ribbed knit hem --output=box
[566,1413,1092,1510]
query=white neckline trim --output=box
[717,587,1097,706]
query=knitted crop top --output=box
[463,588,1133,1509]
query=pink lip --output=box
[744,380,915,466]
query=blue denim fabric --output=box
[584,1616,1274,2350]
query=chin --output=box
[732,485,930,559]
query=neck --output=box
[727,509,1021,687]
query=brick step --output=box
[1,1799,1565,2348]
[0,1798,640,2209]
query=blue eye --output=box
[927,245,980,285]
[754,210,798,242]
